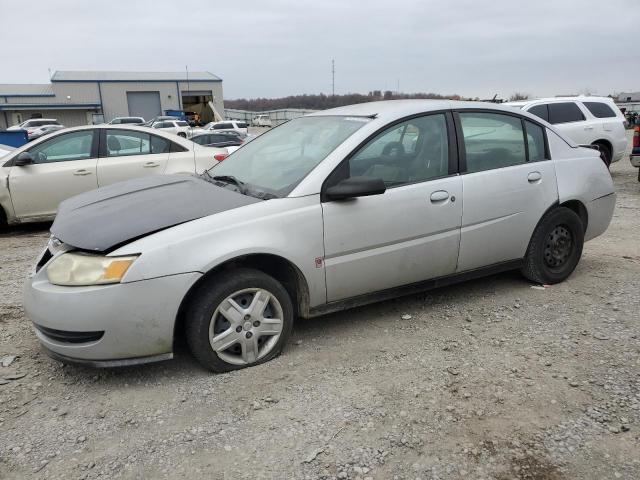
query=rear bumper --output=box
[584,192,616,242]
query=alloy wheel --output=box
[208,288,284,366]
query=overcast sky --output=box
[0,0,637,99]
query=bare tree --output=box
[509,92,530,101]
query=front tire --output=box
[178,132,187,138]
[521,207,584,285]
[185,268,294,372]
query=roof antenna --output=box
[185,65,190,98]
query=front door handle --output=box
[527,171,542,183]
[143,162,160,168]
[73,169,92,176]
[430,190,449,203]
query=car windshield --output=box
[206,115,370,197]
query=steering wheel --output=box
[382,141,405,158]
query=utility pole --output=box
[331,59,335,96]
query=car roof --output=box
[309,99,529,123]
[505,96,616,107]
[25,118,58,122]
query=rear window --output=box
[236,121,248,128]
[582,101,617,119]
[548,102,585,124]
[121,118,142,124]
[213,123,233,129]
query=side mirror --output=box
[325,176,386,201]
[14,152,34,166]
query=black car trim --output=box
[308,259,523,318]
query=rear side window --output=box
[460,112,526,173]
[192,135,209,146]
[176,121,189,127]
[170,141,188,153]
[106,130,150,157]
[527,104,549,122]
[548,102,585,124]
[524,121,546,161]
[583,101,617,118]
[150,135,170,153]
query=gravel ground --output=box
[0,135,638,480]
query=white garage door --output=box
[126,91,161,121]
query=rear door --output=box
[96,129,170,187]
[322,112,462,301]
[8,129,98,220]
[547,102,590,144]
[455,110,558,271]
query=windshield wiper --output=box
[206,173,247,194]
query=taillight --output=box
[214,153,229,161]
[634,127,640,148]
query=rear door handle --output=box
[430,190,449,202]
[527,171,542,183]
[143,162,160,168]
[73,169,92,176]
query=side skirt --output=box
[307,259,523,318]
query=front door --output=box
[96,129,170,187]
[455,111,558,271]
[9,129,98,220]
[322,112,462,302]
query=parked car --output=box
[0,125,225,226]
[201,120,249,135]
[152,120,192,138]
[23,100,615,372]
[141,116,179,127]
[27,124,65,141]
[252,115,272,127]
[630,126,640,182]
[107,117,145,125]
[7,118,61,132]
[191,132,244,149]
[505,96,627,167]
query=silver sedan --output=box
[24,100,616,372]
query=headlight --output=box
[46,253,138,286]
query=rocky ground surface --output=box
[0,141,638,479]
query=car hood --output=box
[51,174,261,252]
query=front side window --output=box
[460,112,526,173]
[208,116,370,197]
[548,102,585,124]
[346,114,449,187]
[582,101,617,119]
[28,130,94,164]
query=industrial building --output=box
[0,70,224,129]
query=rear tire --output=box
[185,268,294,373]
[521,207,584,285]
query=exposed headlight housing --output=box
[46,253,138,286]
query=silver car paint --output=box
[24,100,616,364]
[322,175,462,301]
[24,270,200,360]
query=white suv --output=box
[506,97,627,166]
[252,115,272,127]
